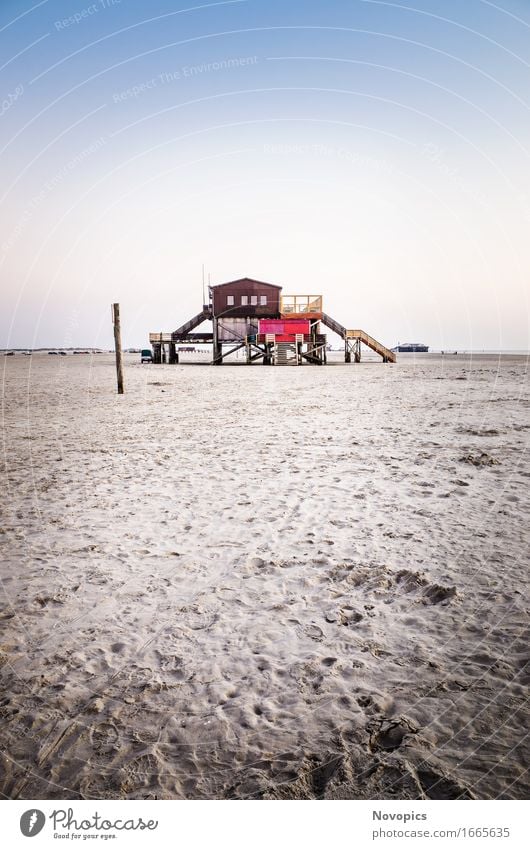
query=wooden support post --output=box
[345,340,351,363]
[212,318,221,364]
[112,303,124,394]
[296,334,303,365]
[169,342,177,364]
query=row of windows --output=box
[226,294,267,306]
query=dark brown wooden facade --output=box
[210,278,281,319]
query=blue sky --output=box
[1,0,529,348]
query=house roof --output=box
[210,277,283,290]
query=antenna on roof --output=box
[202,264,205,305]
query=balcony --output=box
[280,295,323,316]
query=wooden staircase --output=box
[172,307,212,340]
[346,330,396,363]
[321,312,348,338]
[320,313,395,362]
[275,342,298,365]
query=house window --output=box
[251,295,258,305]
[260,295,267,306]
[227,295,234,306]
[241,295,248,305]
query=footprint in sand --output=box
[459,452,500,466]
[417,767,474,800]
[325,607,363,626]
[395,570,457,606]
[368,717,418,753]
[422,584,457,605]
[299,624,324,641]
[89,721,120,755]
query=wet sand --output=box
[0,352,528,799]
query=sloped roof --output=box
[210,277,282,290]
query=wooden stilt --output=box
[212,318,221,364]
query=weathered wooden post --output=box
[212,317,221,364]
[112,303,124,394]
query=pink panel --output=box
[259,319,310,334]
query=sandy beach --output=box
[0,352,528,800]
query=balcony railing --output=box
[280,295,323,314]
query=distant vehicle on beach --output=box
[392,342,429,353]
[141,348,152,363]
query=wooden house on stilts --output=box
[149,276,395,365]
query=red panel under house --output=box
[258,319,310,338]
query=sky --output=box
[0,0,529,349]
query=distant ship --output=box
[392,342,429,353]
